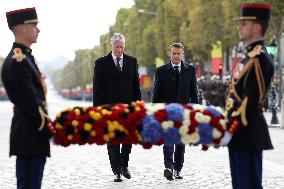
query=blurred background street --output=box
[0,80,283,189]
[1,1,284,188]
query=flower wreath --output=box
[52,101,239,150]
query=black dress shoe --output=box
[174,171,183,179]
[114,174,123,182]
[121,167,131,179]
[164,168,174,181]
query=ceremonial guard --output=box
[225,4,274,189]
[1,7,55,189]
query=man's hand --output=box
[40,73,47,96]
[41,121,56,139]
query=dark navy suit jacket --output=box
[152,61,198,104]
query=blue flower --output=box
[141,115,163,143]
[165,103,184,121]
[205,105,222,117]
[198,123,213,144]
[163,127,181,145]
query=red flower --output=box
[54,136,69,147]
[155,138,164,146]
[210,117,225,139]
[95,138,106,145]
[202,145,209,151]
[111,137,122,145]
[213,138,221,144]
[203,110,212,117]
[80,113,90,122]
[188,110,199,134]
[154,109,168,122]
[87,137,95,145]
[143,143,153,149]
[174,120,182,128]
[67,112,76,120]
[184,104,193,110]
[72,134,82,144]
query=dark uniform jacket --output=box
[93,52,141,106]
[152,61,198,104]
[226,40,274,150]
[1,43,50,157]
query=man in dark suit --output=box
[225,4,274,189]
[93,33,141,182]
[152,42,198,180]
[1,7,55,189]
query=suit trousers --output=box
[107,143,132,174]
[229,148,263,189]
[16,156,46,189]
[163,144,185,171]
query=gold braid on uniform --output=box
[228,45,264,127]
[38,106,50,131]
[232,58,265,127]
[231,58,255,102]
[254,58,266,104]
[232,45,265,126]
[231,97,248,126]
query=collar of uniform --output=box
[171,61,181,69]
[245,39,264,53]
[12,42,32,55]
[111,52,124,62]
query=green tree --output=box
[52,0,284,92]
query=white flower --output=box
[219,119,227,130]
[193,104,205,111]
[161,121,174,131]
[179,125,189,135]
[145,103,165,115]
[181,135,191,144]
[181,109,191,127]
[188,132,200,144]
[195,112,211,123]
[183,109,190,118]
[212,128,222,139]
[182,120,190,127]
[215,106,223,114]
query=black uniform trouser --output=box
[107,143,132,174]
[163,144,185,172]
[229,148,263,189]
[16,156,46,189]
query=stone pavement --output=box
[1,94,284,188]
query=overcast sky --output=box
[0,0,134,61]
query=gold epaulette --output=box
[247,45,264,58]
[12,48,26,62]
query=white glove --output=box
[219,131,232,146]
[49,137,56,145]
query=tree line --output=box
[1,0,283,91]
